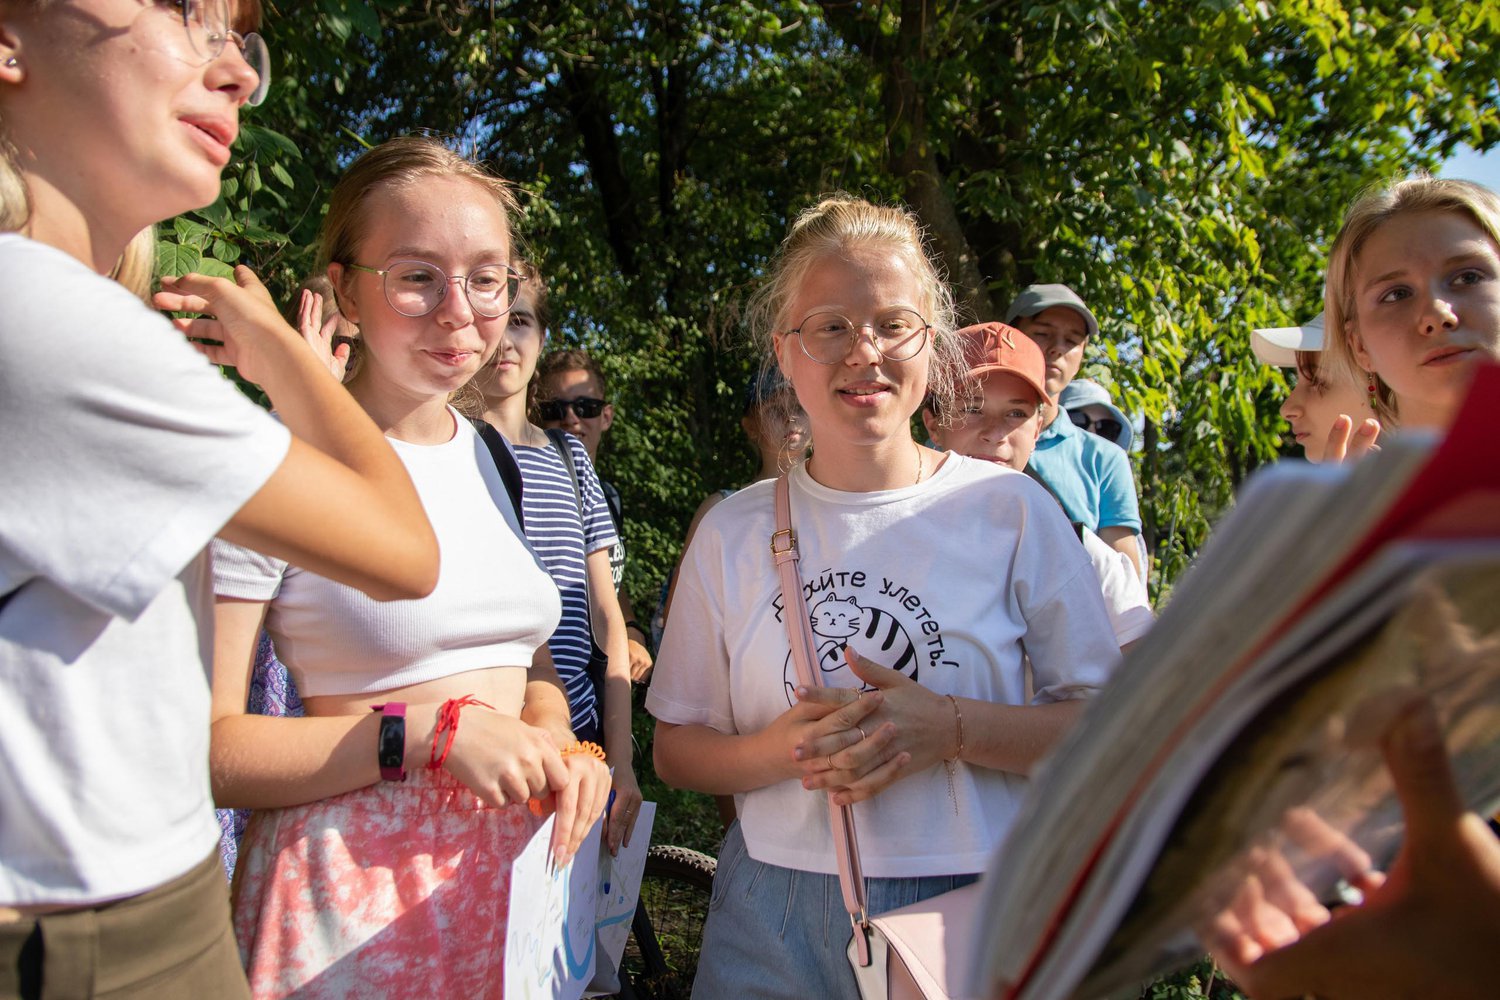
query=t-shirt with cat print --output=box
[646,455,1120,879]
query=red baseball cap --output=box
[955,322,1053,406]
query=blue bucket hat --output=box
[1057,379,1132,452]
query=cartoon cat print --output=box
[783,591,918,704]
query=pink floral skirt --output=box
[231,767,541,999]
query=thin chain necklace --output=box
[810,440,926,488]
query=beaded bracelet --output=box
[561,739,608,762]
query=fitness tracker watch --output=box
[371,702,407,782]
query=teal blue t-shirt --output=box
[1026,409,1142,533]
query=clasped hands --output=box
[777,646,956,806]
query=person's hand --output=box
[1323,414,1382,464]
[441,706,569,809]
[604,761,644,856]
[296,288,350,381]
[1198,808,1381,966]
[1202,697,1500,999]
[762,683,885,786]
[153,267,300,387]
[627,638,654,682]
[539,750,612,868]
[793,647,955,805]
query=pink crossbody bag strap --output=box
[773,474,874,967]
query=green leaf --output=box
[156,240,202,277]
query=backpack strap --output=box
[545,428,585,515]
[545,428,611,688]
[471,418,526,532]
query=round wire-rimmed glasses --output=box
[346,261,527,319]
[786,309,933,364]
[177,0,272,106]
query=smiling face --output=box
[331,175,512,407]
[1013,306,1090,399]
[1,1,263,250]
[1279,355,1376,463]
[773,244,933,452]
[924,372,1044,470]
[1348,210,1500,429]
[480,280,545,404]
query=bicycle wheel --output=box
[618,844,716,1000]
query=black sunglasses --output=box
[537,397,608,421]
[1069,410,1123,442]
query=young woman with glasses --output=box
[646,195,1120,997]
[0,3,441,995]
[208,136,609,997]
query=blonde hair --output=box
[745,194,962,424]
[1324,176,1500,425]
[318,135,519,416]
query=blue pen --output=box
[601,789,618,894]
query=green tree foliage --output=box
[152,6,1495,992]
[163,0,1497,594]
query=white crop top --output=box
[213,411,561,697]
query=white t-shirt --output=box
[213,411,561,697]
[1081,527,1154,646]
[0,234,290,905]
[646,456,1120,878]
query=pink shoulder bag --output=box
[772,474,982,1000]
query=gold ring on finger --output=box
[826,754,836,771]
[854,725,868,742]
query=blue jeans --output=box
[691,822,978,999]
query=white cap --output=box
[1251,313,1324,368]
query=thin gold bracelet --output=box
[942,695,964,815]
[944,694,965,762]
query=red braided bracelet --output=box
[427,695,495,770]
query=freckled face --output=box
[925,372,1044,470]
[333,176,512,404]
[773,245,933,450]
[1348,210,1500,428]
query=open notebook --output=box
[964,365,1500,1000]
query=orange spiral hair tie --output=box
[560,740,607,762]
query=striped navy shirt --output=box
[514,432,619,735]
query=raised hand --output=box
[1323,413,1382,464]
[296,287,351,381]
